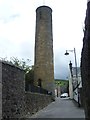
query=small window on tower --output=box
[38,79,42,87]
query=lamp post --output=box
[69,61,73,99]
[65,48,78,78]
[64,48,80,107]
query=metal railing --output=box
[25,84,52,95]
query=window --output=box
[38,79,42,87]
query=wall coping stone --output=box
[0,60,24,71]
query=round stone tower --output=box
[34,6,55,96]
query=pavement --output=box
[30,97,85,118]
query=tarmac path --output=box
[30,97,85,118]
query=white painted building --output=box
[69,64,82,106]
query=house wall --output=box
[69,77,73,99]
[69,66,83,106]
[73,88,78,102]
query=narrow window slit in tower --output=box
[38,79,42,87]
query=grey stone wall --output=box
[81,1,90,118]
[24,92,52,117]
[1,61,25,119]
[0,62,2,120]
[0,61,53,119]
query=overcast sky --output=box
[0,0,87,79]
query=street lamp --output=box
[64,50,69,55]
[64,48,80,107]
[64,48,78,78]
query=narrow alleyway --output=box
[30,97,85,118]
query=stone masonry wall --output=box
[34,6,55,96]
[81,1,90,118]
[0,61,53,119]
[1,61,25,119]
[0,62,2,119]
[24,92,52,117]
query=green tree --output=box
[25,66,34,85]
[9,57,34,85]
[10,57,31,74]
[0,57,34,85]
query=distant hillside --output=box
[55,79,69,86]
[55,79,68,81]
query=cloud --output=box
[10,14,20,18]
[0,14,20,23]
[0,0,87,79]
